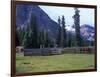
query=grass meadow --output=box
[16,53,95,73]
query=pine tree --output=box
[38,30,45,48]
[61,15,67,47]
[23,13,38,48]
[56,16,61,47]
[22,31,30,48]
[56,16,67,47]
[16,26,26,46]
[16,30,20,46]
[45,30,51,47]
[38,29,52,48]
[67,32,71,47]
[72,8,81,47]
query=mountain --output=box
[80,24,95,41]
[66,24,95,42]
[16,4,59,39]
[16,4,95,43]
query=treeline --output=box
[16,13,54,48]
[16,9,94,48]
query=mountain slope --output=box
[80,24,94,41]
[16,4,59,39]
[16,4,95,43]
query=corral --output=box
[21,47,95,56]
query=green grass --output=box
[16,53,95,73]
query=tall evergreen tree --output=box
[16,30,20,46]
[56,16,61,47]
[38,29,52,48]
[45,30,51,47]
[72,8,81,47]
[23,13,38,48]
[67,32,71,47]
[56,16,67,47]
[38,30,45,48]
[61,15,67,47]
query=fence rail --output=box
[22,46,95,56]
[62,46,95,54]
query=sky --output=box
[39,5,94,30]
